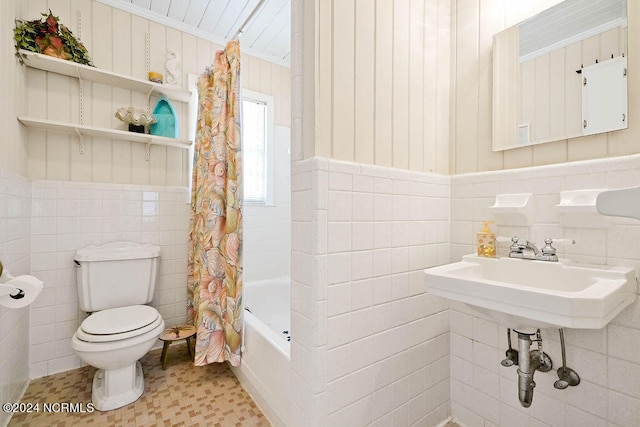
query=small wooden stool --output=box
[159,325,197,370]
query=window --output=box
[242,90,274,205]
[187,79,274,205]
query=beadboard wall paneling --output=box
[312,0,451,175]
[22,0,290,186]
[453,0,640,173]
[1,0,27,176]
[516,27,626,147]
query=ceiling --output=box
[98,0,291,67]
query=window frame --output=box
[242,89,275,206]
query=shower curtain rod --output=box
[231,0,267,41]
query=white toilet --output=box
[71,242,165,411]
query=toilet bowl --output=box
[72,242,164,411]
[71,305,165,411]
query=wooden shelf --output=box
[19,50,192,103]
[18,116,192,149]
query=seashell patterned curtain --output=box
[187,40,243,367]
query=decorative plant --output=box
[14,10,94,66]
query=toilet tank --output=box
[74,242,161,312]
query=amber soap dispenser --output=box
[477,221,496,257]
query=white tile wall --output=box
[450,153,640,427]
[244,126,291,282]
[0,170,31,427]
[291,157,451,426]
[29,180,189,378]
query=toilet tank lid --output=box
[74,242,161,262]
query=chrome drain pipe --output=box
[515,330,552,408]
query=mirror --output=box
[492,0,628,151]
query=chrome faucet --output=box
[509,237,559,262]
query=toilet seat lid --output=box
[81,305,159,335]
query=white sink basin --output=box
[424,255,637,329]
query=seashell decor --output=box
[114,107,157,126]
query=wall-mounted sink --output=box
[424,255,637,329]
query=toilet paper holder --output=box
[0,261,26,300]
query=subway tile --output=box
[373,177,393,194]
[473,390,499,426]
[327,253,351,285]
[32,199,56,217]
[392,195,409,222]
[529,390,566,427]
[352,175,373,193]
[608,324,640,364]
[391,247,409,274]
[55,199,79,217]
[472,317,500,348]
[608,356,640,399]
[352,222,373,251]
[564,406,606,427]
[327,345,351,382]
[327,191,352,222]
[327,222,351,253]
[327,314,351,349]
[372,249,392,277]
[328,283,351,316]
[608,390,640,427]
[373,221,392,249]
[351,251,372,281]
[391,222,409,248]
[79,200,102,217]
[328,172,352,191]
[373,194,393,222]
[351,193,373,221]
[391,273,409,301]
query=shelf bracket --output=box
[77,11,83,41]
[75,68,85,126]
[74,127,85,155]
[145,32,150,77]
[145,143,151,161]
[146,87,154,111]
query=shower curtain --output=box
[187,40,243,367]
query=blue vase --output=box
[150,97,179,139]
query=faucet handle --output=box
[541,238,575,256]
[548,238,576,245]
[541,238,556,256]
[508,236,524,254]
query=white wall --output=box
[449,153,640,426]
[453,0,640,173]
[29,181,189,378]
[0,0,27,176]
[21,0,291,185]
[243,126,291,283]
[295,0,451,174]
[290,157,451,426]
[0,1,30,426]
[7,0,292,380]
[0,172,31,427]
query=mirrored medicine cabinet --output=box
[492,0,628,151]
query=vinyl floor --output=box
[9,343,270,426]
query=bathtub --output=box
[232,277,290,427]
